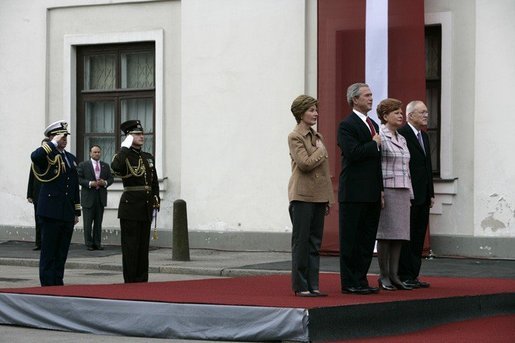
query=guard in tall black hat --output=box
[31,119,80,286]
[111,118,160,283]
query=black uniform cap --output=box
[120,120,144,135]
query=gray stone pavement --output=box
[0,240,290,289]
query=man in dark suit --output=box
[337,83,383,295]
[77,145,114,251]
[30,120,81,286]
[27,138,50,251]
[398,100,435,288]
[111,120,160,283]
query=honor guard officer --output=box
[30,120,81,286]
[111,120,160,283]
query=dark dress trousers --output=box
[27,167,43,248]
[77,160,114,249]
[31,142,81,286]
[288,125,334,293]
[337,112,383,289]
[397,124,434,281]
[111,146,160,283]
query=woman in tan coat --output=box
[288,95,334,297]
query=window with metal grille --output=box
[76,42,155,163]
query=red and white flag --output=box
[318,0,426,253]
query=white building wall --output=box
[425,0,476,237]
[474,0,515,238]
[181,0,305,234]
[0,0,50,227]
[424,0,515,257]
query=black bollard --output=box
[172,199,190,261]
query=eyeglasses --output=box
[411,110,429,115]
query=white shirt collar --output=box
[353,109,369,123]
[407,122,420,136]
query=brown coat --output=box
[288,124,334,204]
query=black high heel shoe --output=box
[311,290,328,297]
[295,291,318,297]
[378,278,396,291]
[391,280,413,290]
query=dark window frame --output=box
[425,24,442,176]
[76,42,156,162]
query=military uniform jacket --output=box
[111,147,160,222]
[30,141,81,221]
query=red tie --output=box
[366,117,376,137]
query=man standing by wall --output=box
[77,145,114,251]
[337,83,383,295]
[111,120,160,283]
[30,121,81,286]
[398,100,434,288]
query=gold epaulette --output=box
[112,156,146,179]
[42,142,53,154]
[126,157,146,177]
[31,153,65,183]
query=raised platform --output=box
[1,274,514,341]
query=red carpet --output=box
[1,273,514,308]
[1,273,514,341]
[333,314,515,343]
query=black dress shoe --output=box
[87,247,94,251]
[95,246,104,251]
[378,279,396,291]
[342,287,372,295]
[33,246,41,251]
[365,286,380,293]
[392,281,413,290]
[402,279,421,288]
[415,279,430,288]
[310,290,328,297]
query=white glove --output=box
[51,134,65,145]
[121,134,134,148]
